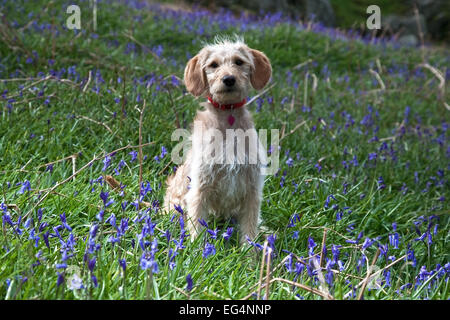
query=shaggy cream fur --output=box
[164,37,272,243]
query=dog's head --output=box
[184,37,272,105]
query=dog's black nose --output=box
[222,75,236,87]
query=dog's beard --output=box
[210,85,246,104]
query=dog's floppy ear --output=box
[184,53,207,97]
[250,49,272,90]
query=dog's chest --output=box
[197,161,260,211]
[192,131,262,207]
[190,108,264,207]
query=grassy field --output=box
[0,0,449,300]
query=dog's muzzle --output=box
[222,75,236,87]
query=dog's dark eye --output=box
[210,62,219,68]
[235,59,243,66]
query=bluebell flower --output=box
[105,213,116,228]
[285,254,294,273]
[207,228,218,239]
[361,237,374,250]
[115,159,126,175]
[414,231,427,242]
[368,152,377,161]
[118,218,129,237]
[406,244,417,267]
[59,212,72,231]
[267,234,277,255]
[56,272,64,287]
[119,258,126,272]
[306,261,318,278]
[325,266,334,287]
[100,191,114,207]
[52,225,63,241]
[37,208,43,224]
[171,75,180,87]
[324,194,337,209]
[356,254,367,273]
[399,283,412,291]
[89,224,99,239]
[18,180,31,194]
[389,233,399,249]
[392,222,397,231]
[222,227,233,241]
[129,151,138,162]
[294,261,305,281]
[140,240,159,273]
[383,269,391,287]
[43,231,50,248]
[315,163,322,172]
[174,204,184,215]
[378,243,388,258]
[45,163,54,172]
[377,176,386,190]
[287,213,300,227]
[91,274,98,288]
[102,155,112,171]
[307,236,316,256]
[88,257,96,272]
[28,228,40,247]
[160,146,168,159]
[246,236,263,250]
[179,215,185,231]
[186,274,193,292]
[139,182,152,201]
[414,266,433,291]
[203,242,216,258]
[2,213,14,228]
[96,209,105,222]
[286,157,294,167]
[351,155,358,167]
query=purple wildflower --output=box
[207,228,219,239]
[119,258,126,272]
[324,194,337,208]
[246,236,263,250]
[202,242,216,258]
[286,157,294,167]
[307,236,316,256]
[18,180,31,194]
[222,227,233,241]
[56,272,64,287]
[174,204,184,215]
[186,274,193,292]
[140,239,159,273]
[129,151,138,162]
[59,212,72,231]
[100,191,114,207]
[102,155,112,171]
[389,232,400,249]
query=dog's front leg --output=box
[185,188,207,241]
[238,189,262,244]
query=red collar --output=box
[207,96,246,110]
